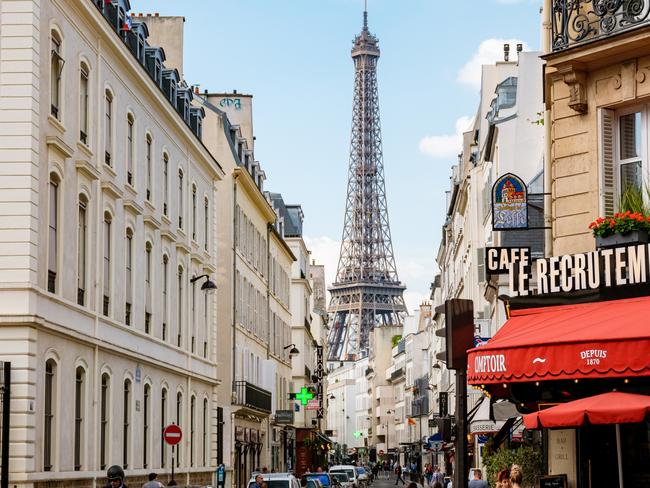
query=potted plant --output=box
[589,211,650,248]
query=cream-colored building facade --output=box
[0,0,225,486]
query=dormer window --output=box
[154,60,162,86]
[496,76,517,110]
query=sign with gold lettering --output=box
[492,173,528,230]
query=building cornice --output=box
[233,167,277,222]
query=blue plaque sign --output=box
[492,173,528,230]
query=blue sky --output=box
[135,0,542,311]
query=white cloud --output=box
[418,115,473,159]
[457,38,528,90]
[305,235,341,299]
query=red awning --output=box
[467,296,650,385]
[524,392,650,429]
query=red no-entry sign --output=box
[163,424,183,445]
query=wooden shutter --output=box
[599,108,616,217]
[476,247,486,283]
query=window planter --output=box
[596,230,649,249]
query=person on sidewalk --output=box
[394,464,405,485]
[468,469,487,488]
[509,465,523,488]
[143,473,163,488]
[106,465,128,488]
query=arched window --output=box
[44,359,57,471]
[161,388,168,468]
[79,63,89,144]
[50,31,63,119]
[176,391,183,467]
[100,373,110,470]
[145,241,152,334]
[178,169,184,229]
[125,228,133,325]
[74,366,85,470]
[204,197,209,251]
[192,184,197,240]
[103,212,112,316]
[143,384,151,469]
[127,114,134,185]
[203,286,208,358]
[48,174,60,294]
[177,266,183,347]
[163,153,169,216]
[104,90,113,166]
[77,195,88,306]
[123,378,131,468]
[162,255,169,341]
[190,395,196,467]
[145,134,153,201]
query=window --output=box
[146,135,152,200]
[44,359,56,471]
[161,388,168,468]
[192,184,197,240]
[104,91,113,166]
[496,76,517,110]
[203,291,208,358]
[74,367,85,471]
[163,153,169,216]
[178,266,183,347]
[145,242,152,334]
[191,275,196,353]
[48,175,59,294]
[77,196,87,306]
[100,373,110,470]
[176,391,183,467]
[143,384,150,469]
[203,398,208,466]
[123,379,131,469]
[127,115,134,185]
[51,32,63,119]
[125,229,133,325]
[190,395,196,467]
[79,64,89,144]
[618,111,643,194]
[178,169,184,229]
[103,213,112,316]
[204,198,209,251]
[162,255,169,341]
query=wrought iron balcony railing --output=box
[552,0,650,52]
[233,381,272,414]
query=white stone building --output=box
[0,1,225,486]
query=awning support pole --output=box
[615,424,624,488]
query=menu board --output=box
[539,474,567,488]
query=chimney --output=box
[194,84,200,94]
[154,12,159,16]
[516,43,523,60]
[503,43,510,62]
[233,89,238,95]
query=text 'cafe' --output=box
[473,242,650,487]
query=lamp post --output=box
[385,409,393,458]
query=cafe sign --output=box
[508,242,650,297]
[492,173,528,230]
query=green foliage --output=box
[391,335,402,348]
[619,185,650,214]
[482,445,542,488]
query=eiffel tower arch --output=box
[327,8,407,362]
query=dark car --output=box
[302,473,334,488]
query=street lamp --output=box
[190,274,218,292]
[385,409,394,459]
[283,344,300,356]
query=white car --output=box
[329,465,359,488]
[248,472,301,488]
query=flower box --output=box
[596,229,649,249]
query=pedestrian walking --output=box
[509,465,523,488]
[394,463,405,486]
[468,469,487,488]
[253,474,265,488]
[496,468,511,488]
[424,463,433,486]
[432,467,444,486]
[142,473,163,488]
[106,465,128,488]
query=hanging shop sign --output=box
[306,399,320,411]
[485,247,530,275]
[492,173,528,230]
[316,345,324,419]
[439,392,448,417]
[507,242,650,298]
[275,410,295,424]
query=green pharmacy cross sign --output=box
[294,387,315,406]
[353,431,363,439]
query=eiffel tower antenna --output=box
[327,7,406,362]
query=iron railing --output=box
[233,381,272,414]
[552,0,650,52]
[390,367,404,381]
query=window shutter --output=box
[476,247,486,283]
[600,108,616,217]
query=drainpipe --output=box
[231,174,239,488]
[542,0,553,257]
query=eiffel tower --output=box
[327,6,406,362]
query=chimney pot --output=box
[138,12,143,16]
[233,89,238,94]
[516,43,523,52]
[155,12,159,16]
[503,43,510,62]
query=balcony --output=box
[232,381,272,414]
[390,367,405,381]
[552,0,650,52]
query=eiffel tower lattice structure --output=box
[327,8,406,362]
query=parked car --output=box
[329,465,359,488]
[329,472,351,488]
[303,473,335,488]
[247,472,301,488]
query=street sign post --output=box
[216,464,226,488]
[164,424,183,484]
